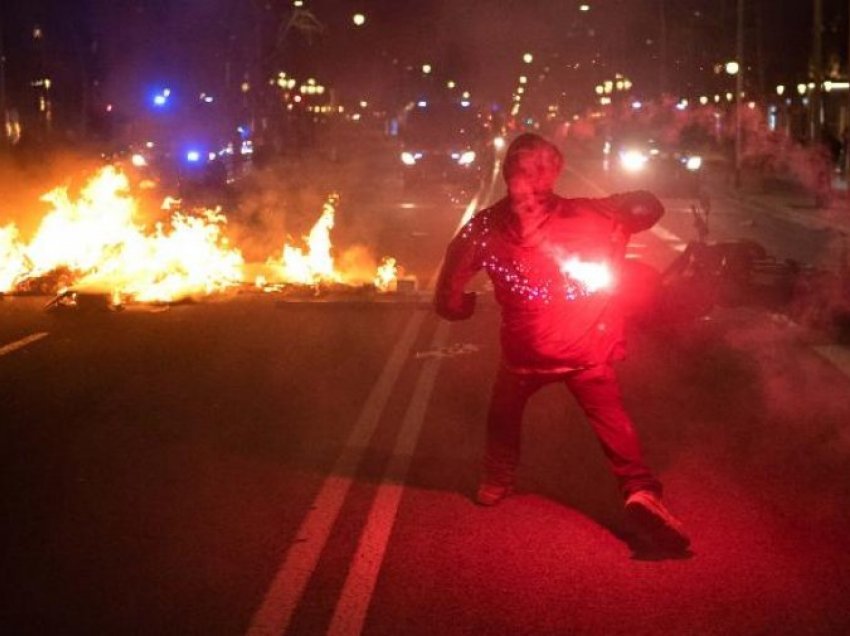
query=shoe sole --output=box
[475,487,514,507]
[625,499,691,552]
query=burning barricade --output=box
[0,166,410,311]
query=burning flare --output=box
[559,256,613,294]
[1,166,245,302]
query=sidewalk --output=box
[706,166,850,235]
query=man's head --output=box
[502,133,563,200]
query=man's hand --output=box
[434,290,476,321]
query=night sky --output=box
[0,1,848,118]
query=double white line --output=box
[248,160,493,636]
[247,312,450,636]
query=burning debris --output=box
[1,166,406,308]
[1,167,244,303]
[256,192,404,296]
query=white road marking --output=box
[0,332,49,357]
[812,345,850,379]
[244,311,425,636]
[327,320,450,636]
[649,225,687,251]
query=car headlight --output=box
[619,149,648,172]
[684,156,702,171]
[457,150,476,166]
[401,151,417,166]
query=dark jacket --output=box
[434,190,664,373]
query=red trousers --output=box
[484,363,662,498]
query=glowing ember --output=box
[559,257,613,294]
[2,166,245,302]
[374,257,398,292]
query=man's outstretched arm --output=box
[597,190,665,233]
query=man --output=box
[434,133,689,552]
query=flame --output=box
[2,166,245,302]
[268,194,400,291]
[559,257,613,294]
[279,194,341,284]
[1,223,28,291]
[374,257,398,292]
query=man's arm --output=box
[433,221,483,321]
[596,190,665,233]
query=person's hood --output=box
[500,134,563,246]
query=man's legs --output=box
[562,364,662,497]
[564,364,689,551]
[478,367,544,504]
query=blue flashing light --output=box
[186,150,201,163]
[153,94,167,107]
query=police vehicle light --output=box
[186,150,201,163]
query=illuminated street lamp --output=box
[422,64,432,75]
[725,60,740,75]
[776,85,785,96]
[352,13,366,26]
[522,52,534,64]
[580,4,591,11]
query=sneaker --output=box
[475,482,514,506]
[625,490,690,552]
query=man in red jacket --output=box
[434,133,689,552]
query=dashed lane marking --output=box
[244,311,425,636]
[327,320,450,636]
[0,332,50,357]
[812,345,850,380]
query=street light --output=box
[352,13,366,26]
[725,61,740,76]
[522,52,534,64]
[422,64,432,75]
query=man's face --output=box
[506,152,557,212]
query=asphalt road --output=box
[3,140,850,635]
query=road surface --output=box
[3,137,850,635]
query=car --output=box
[396,100,490,191]
[602,127,705,198]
